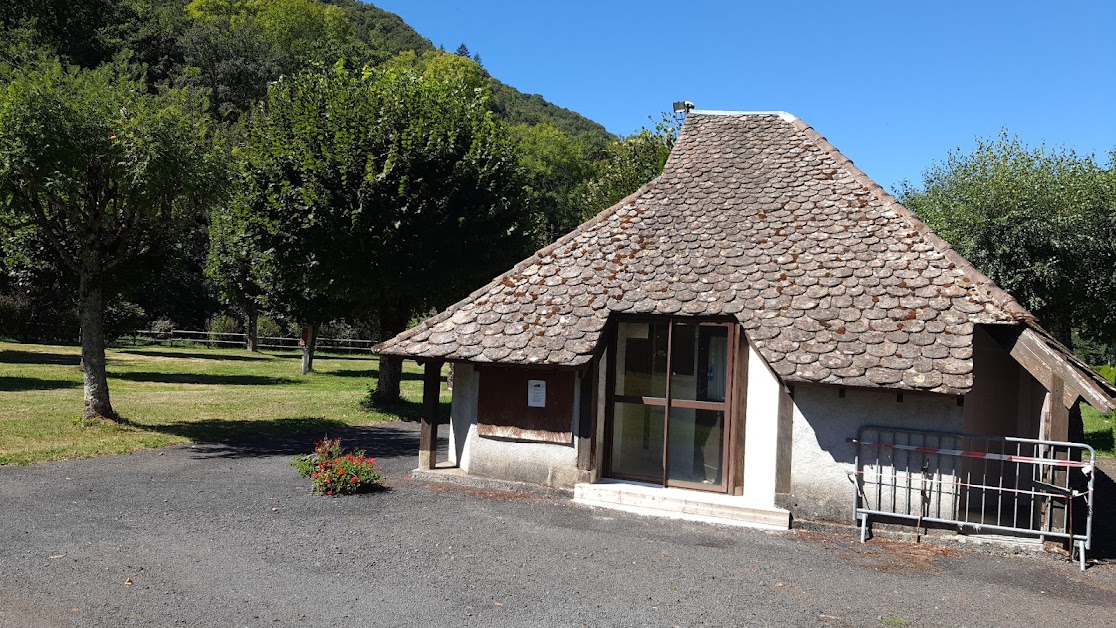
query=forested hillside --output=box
[0,0,610,138]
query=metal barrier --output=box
[851,425,1096,570]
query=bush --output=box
[206,314,241,344]
[256,315,282,339]
[318,320,358,340]
[104,301,147,340]
[148,318,175,334]
[292,438,382,496]
[286,320,303,337]
[0,293,31,340]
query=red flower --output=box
[350,476,359,484]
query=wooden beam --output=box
[576,362,597,471]
[1048,375,1069,442]
[774,385,794,495]
[593,346,609,481]
[729,327,749,496]
[418,360,444,471]
[1008,328,1115,413]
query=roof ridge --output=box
[691,110,797,122]
[787,117,1033,323]
[373,179,661,355]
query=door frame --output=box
[603,315,743,494]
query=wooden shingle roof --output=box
[375,112,1035,395]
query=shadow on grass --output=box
[329,368,429,382]
[0,349,80,366]
[0,376,81,391]
[111,372,296,386]
[1085,429,1115,454]
[361,397,452,422]
[116,416,421,460]
[116,349,271,362]
[269,353,379,362]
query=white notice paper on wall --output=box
[527,380,546,408]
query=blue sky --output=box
[372,1,1115,192]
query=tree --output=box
[510,123,596,242]
[236,57,533,399]
[207,202,265,350]
[180,1,282,120]
[898,132,1116,350]
[0,59,225,420]
[0,0,120,68]
[582,114,677,215]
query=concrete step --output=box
[573,480,791,530]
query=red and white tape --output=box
[852,439,1094,474]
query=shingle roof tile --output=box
[374,112,1032,395]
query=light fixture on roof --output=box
[672,100,695,114]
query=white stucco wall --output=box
[787,384,965,523]
[448,363,581,488]
[448,362,480,468]
[741,346,782,508]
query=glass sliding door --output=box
[610,402,665,482]
[607,319,735,492]
[608,321,669,483]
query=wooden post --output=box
[593,347,610,480]
[730,329,749,496]
[774,385,794,495]
[576,361,598,472]
[1049,375,1068,442]
[419,360,443,470]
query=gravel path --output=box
[2,422,1115,627]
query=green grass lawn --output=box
[0,341,448,465]
[1083,406,1114,456]
[1083,364,1116,456]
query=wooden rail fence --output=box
[128,329,373,353]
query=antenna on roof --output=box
[672,100,695,114]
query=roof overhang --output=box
[988,324,1116,413]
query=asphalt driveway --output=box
[2,422,1114,627]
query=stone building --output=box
[375,111,1115,529]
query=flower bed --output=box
[292,438,382,496]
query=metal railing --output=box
[851,425,1096,570]
[130,329,374,353]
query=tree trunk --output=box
[373,307,408,402]
[79,261,115,422]
[246,308,258,352]
[375,355,403,402]
[300,322,318,375]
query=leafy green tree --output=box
[206,202,265,350]
[510,123,596,241]
[236,57,533,399]
[0,0,121,68]
[583,114,677,214]
[898,132,1116,349]
[180,1,282,120]
[0,59,226,420]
